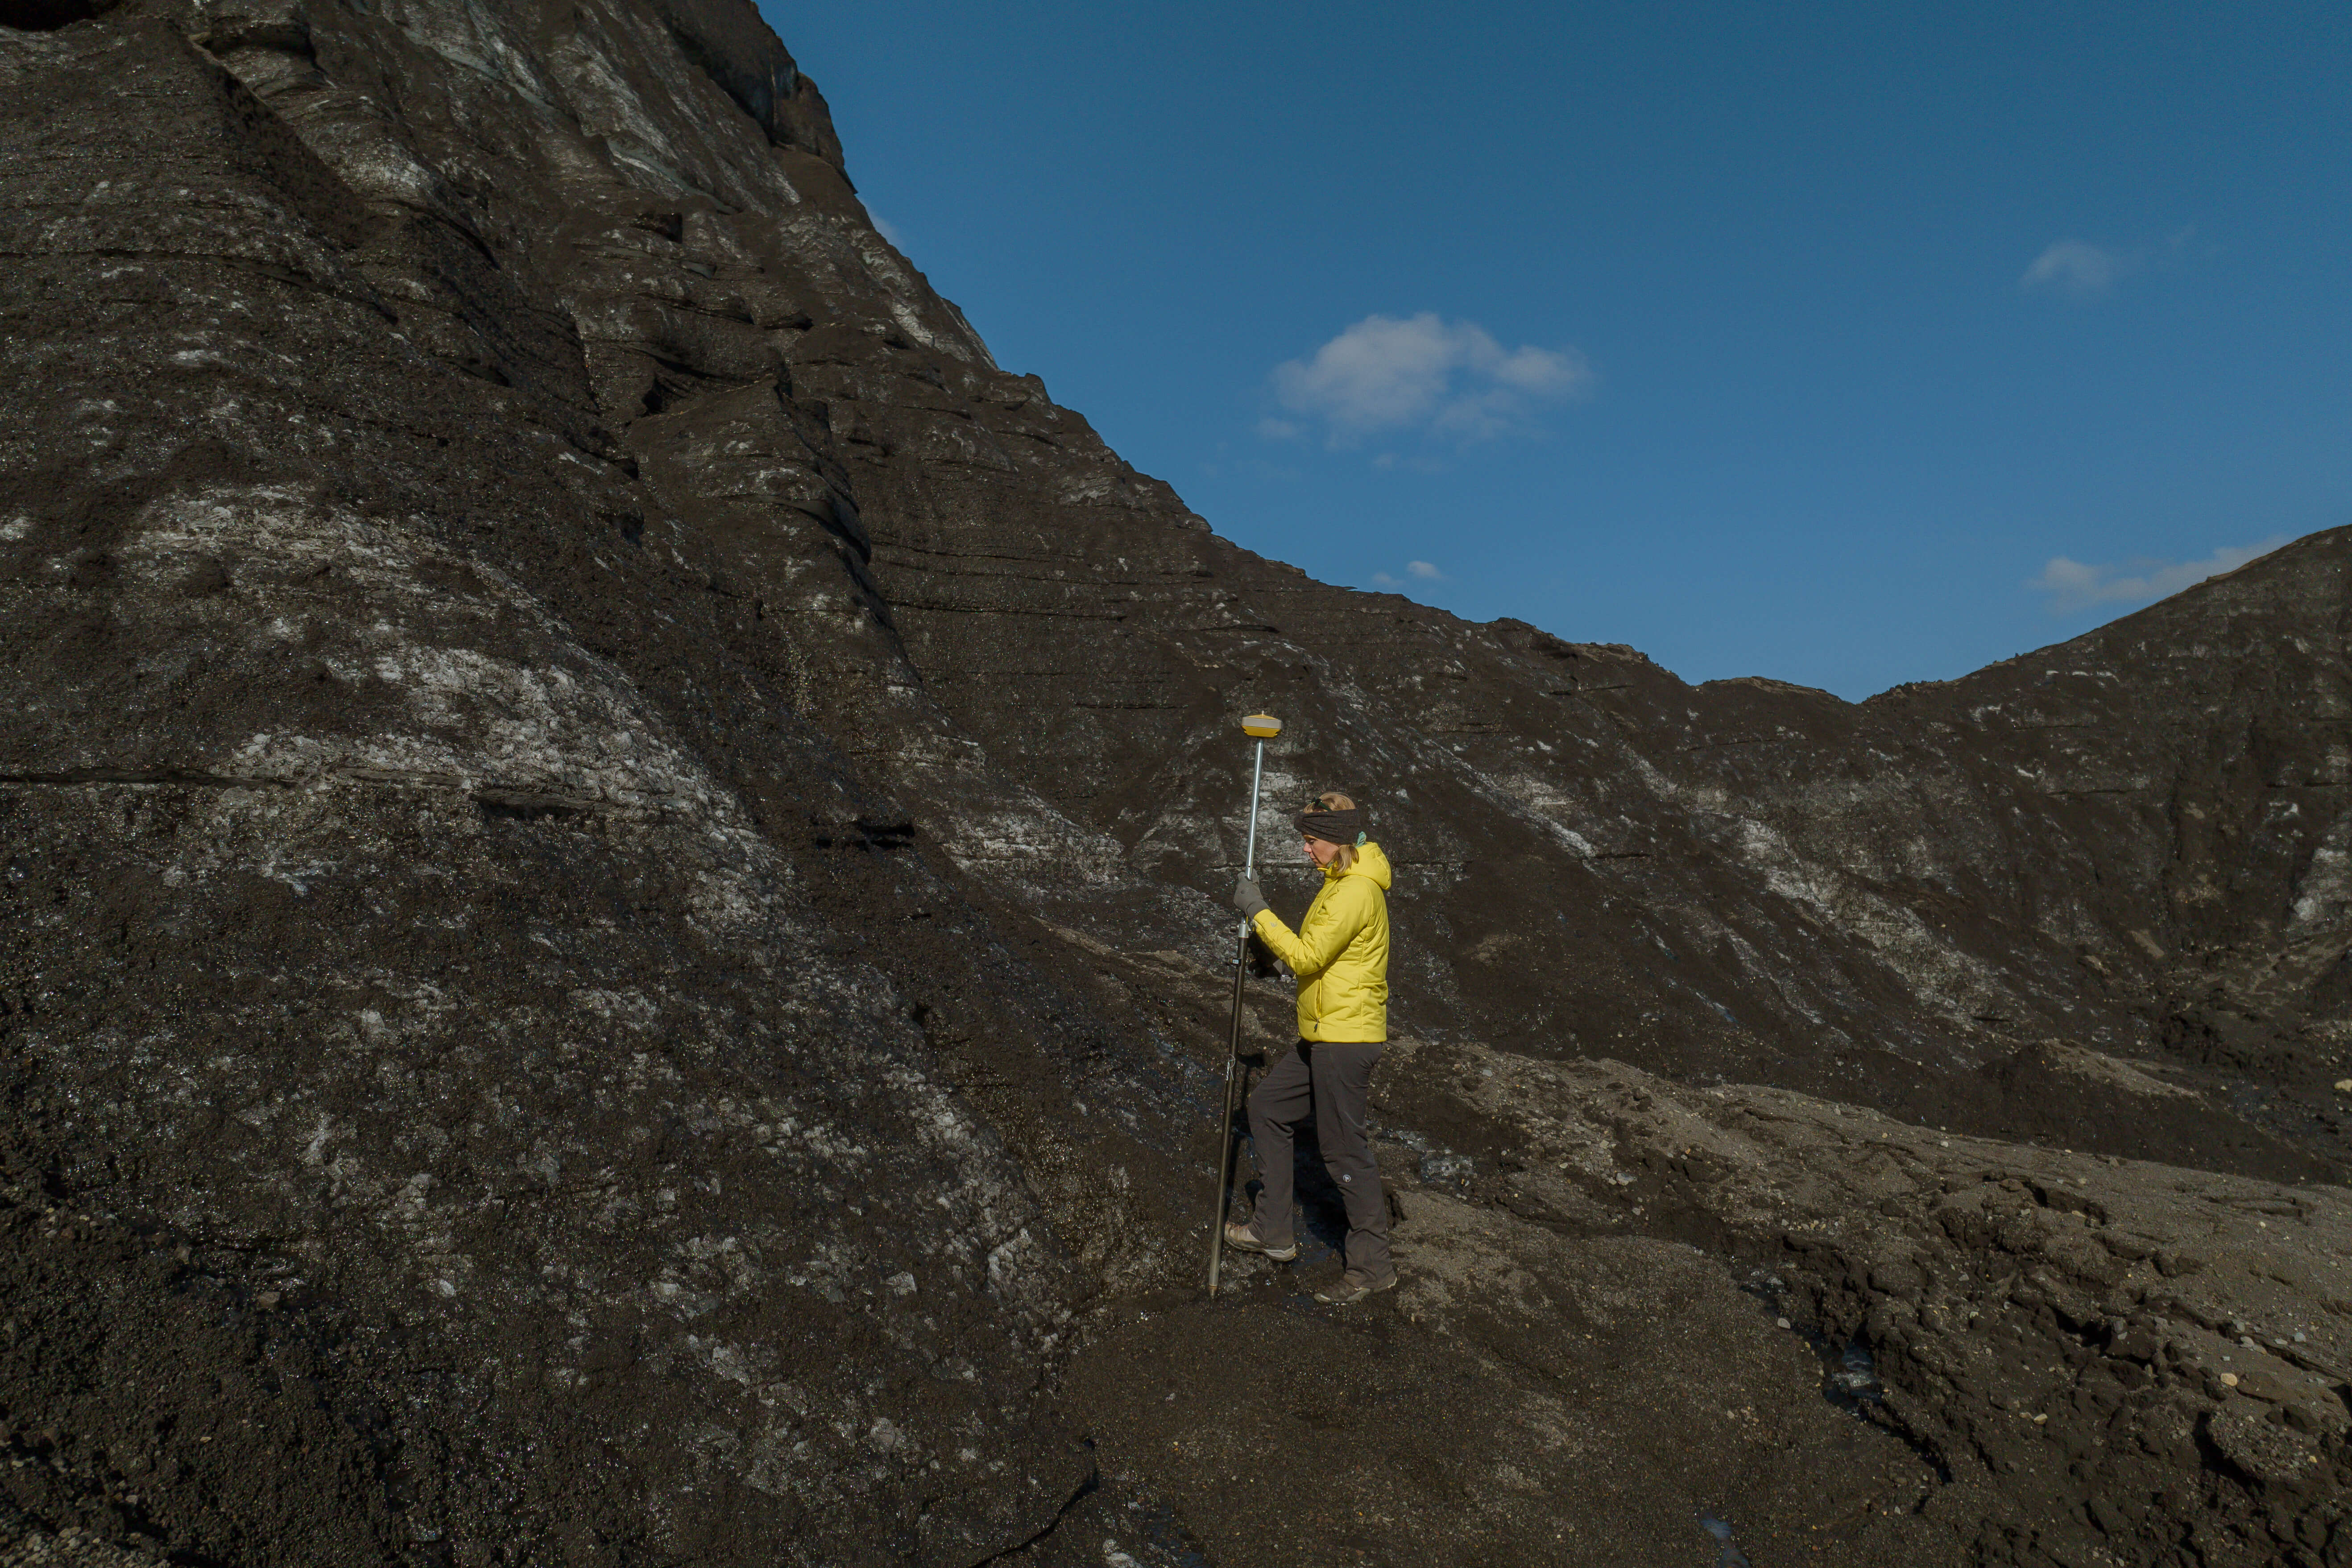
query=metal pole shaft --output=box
[1242,737,1265,882]
[1206,738,1268,1296]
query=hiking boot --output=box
[1313,1269,1397,1306]
[1222,1220,1297,1262]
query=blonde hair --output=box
[1315,791,1359,872]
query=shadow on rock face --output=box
[0,0,117,31]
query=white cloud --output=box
[1267,313,1591,445]
[1370,561,1447,591]
[873,215,906,248]
[2029,536,2288,614]
[2021,240,2128,298]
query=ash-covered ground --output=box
[2,1,2347,1564]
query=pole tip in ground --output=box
[1242,713,1282,737]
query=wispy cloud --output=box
[1370,561,1447,590]
[2021,239,2130,299]
[1267,313,1591,445]
[2029,537,2287,614]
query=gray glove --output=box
[1231,876,1269,922]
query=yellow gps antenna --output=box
[1208,712,1280,1295]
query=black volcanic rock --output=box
[2,1,2348,1564]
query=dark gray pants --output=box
[1245,1039,1391,1279]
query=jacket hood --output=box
[1327,840,1391,891]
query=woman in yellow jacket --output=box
[1227,792,1395,1304]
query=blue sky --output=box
[760,2,2351,699]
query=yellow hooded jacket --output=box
[1248,841,1391,1043]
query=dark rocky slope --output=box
[1,1,2347,1564]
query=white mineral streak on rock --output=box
[568,987,661,1026]
[2035,1042,2200,1102]
[2288,815,2352,933]
[64,401,1062,1473]
[120,485,815,951]
[1722,930,1831,1027]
